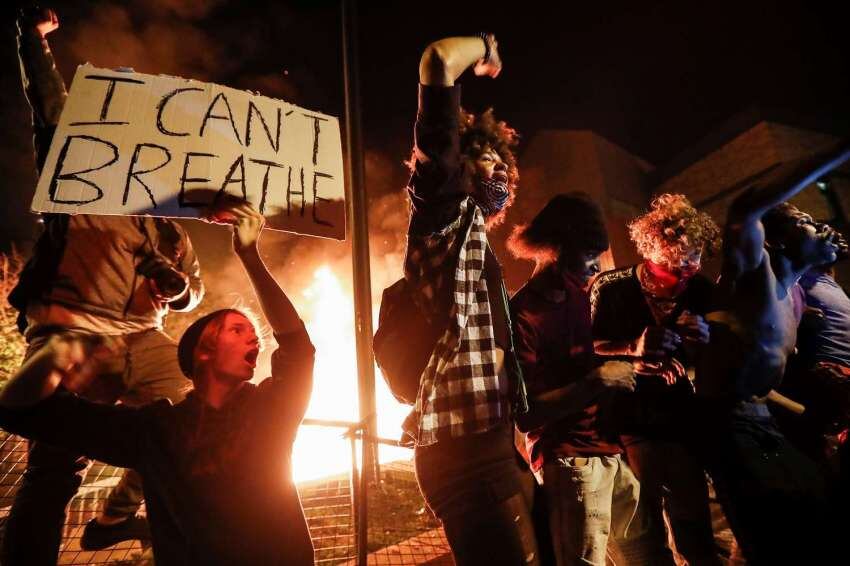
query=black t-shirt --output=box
[590,266,715,347]
[0,326,315,566]
[590,266,715,438]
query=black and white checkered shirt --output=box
[403,197,509,445]
[400,85,526,446]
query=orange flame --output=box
[290,265,410,483]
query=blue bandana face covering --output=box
[477,177,510,217]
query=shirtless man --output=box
[697,144,850,565]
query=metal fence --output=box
[0,433,148,565]
[0,421,450,566]
[1,421,749,566]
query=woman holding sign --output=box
[0,201,315,566]
[398,34,539,565]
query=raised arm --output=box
[724,144,850,276]
[17,7,67,172]
[217,203,302,336]
[409,35,502,225]
[212,202,313,427]
[419,35,501,86]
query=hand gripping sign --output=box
[33,64,346,240]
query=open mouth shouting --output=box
[244,348,259,368]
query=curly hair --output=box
[458,107,519,227]
[628,193,721,266]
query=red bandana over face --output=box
[639,260,699,323]
[642,260,698,298]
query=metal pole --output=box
[341,1,376,564]
[348,433,361,563]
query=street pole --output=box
[341,1,377,564]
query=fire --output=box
[289,265,411,483]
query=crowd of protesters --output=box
[1,11,849,566]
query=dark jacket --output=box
[0,326,316,566]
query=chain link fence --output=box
[0,432,149,565]
[0,425,451,566]
[2,425,751,566]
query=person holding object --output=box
[3,8,204,562]
[590,194,722,565]
[509,193,674,566]
[402,34,539,565]
[0,201,315,565]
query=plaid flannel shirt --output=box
[402,196,510,446]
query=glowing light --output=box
[288,265,411,483]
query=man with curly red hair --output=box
[589,194,722,565]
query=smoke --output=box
[61,0,301,96]
[65,4,216,79]
[140,0,230,20]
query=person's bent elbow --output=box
[419,42,451,86]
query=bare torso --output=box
[698,253,799,400]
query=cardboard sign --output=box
[32,64,346,240]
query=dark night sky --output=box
[1,0,848,252]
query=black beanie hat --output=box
[524,192,609,253]
[177,309,239,378]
